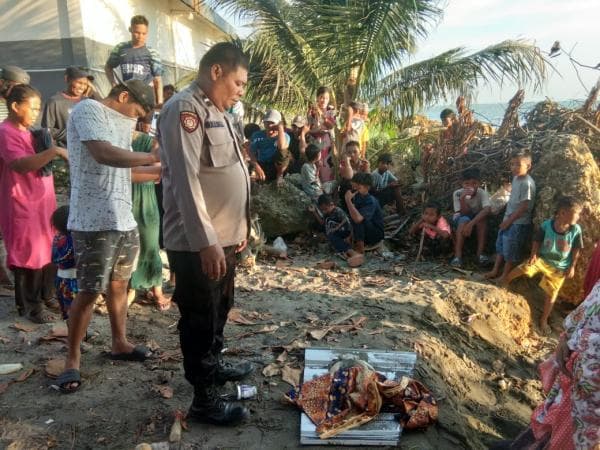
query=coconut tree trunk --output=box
[344,66,360,105]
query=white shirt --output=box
[67,99,137,232]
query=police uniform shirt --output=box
[158,81,250,252]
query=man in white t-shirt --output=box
[57,80,158,393]
[450,168,492,267]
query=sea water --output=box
[424,100,585,126]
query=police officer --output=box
[158,42,252,425]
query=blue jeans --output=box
[495,224,531,263]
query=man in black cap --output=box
[0,65,30,122]
[41,67,95,148]
[57,79,158,393]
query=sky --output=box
[411,0,600,103]
[217,0,599,104]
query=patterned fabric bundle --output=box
[285,361,438,439]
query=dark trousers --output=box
[327,225,352,253]
[352,220,384,246]
[423,235,453,257]
[12,264,55,316]
[155,182,164,249]
[167,247,237,387]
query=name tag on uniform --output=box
[205,120,225,128]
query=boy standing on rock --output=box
[502,196,583,334]
[484,149,536,284]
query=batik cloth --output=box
[530,280,600,449]
[285,362,438,439]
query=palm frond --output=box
[372,40,548,120]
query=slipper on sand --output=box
[109,344,153,362]
[55,368,81,394]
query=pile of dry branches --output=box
[424,81,600,202]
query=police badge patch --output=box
[180,111,199,133]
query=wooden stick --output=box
[416,228,425,262]
[573,113,600,135]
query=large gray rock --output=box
[251,179,313,238]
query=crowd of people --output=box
[0,13,597,447]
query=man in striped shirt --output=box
[105,15,164,106]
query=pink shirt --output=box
[425,216,451,239]
[0,120,56,269]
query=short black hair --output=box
[131,15,149,27]
[510,148,532,161]
[51,205,70,234]
[305,144,320,162]
[345,140,360,152]
[424,201,442,215]
[377,153,393,164]
[6,84,40,109]
[316,86,331,97]
[556,196,582,214]
[317,194,334,206]
[461,167,481,181]
[243,123,260,140]
[351,172,373,187]
[163,84,177,93]
[199,42,249,74]
[440,108,455,121]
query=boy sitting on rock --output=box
[344,172,384,255]
[484,149,536,284]
[308,194,364,267]
[502,196,583,334]
[450,168,491,267]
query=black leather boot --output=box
[188,385,249,425]
[215,359,254,385]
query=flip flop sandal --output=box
[109,345,154,362]
[55,368,81,394]
[28,312,57,324]
[155,298,172,312]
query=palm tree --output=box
[206,0,548,121]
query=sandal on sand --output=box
[28,311,57,324]
[56,369,81,394]
[109,345,154,362]
[145,291,172,312]
[155,297,172,312]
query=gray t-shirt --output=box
[301,162,322,198]
[67,99,137,232]
[371,169,397,190]
[504,174,536,225]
